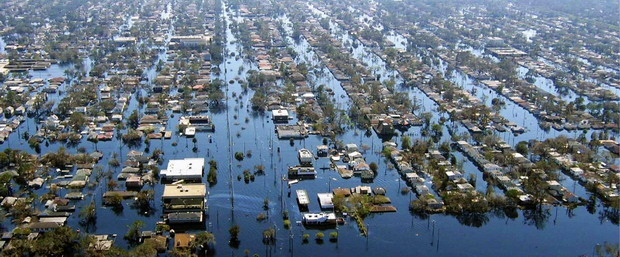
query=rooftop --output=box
[161,158,205,179]
[163,183,207,199]
[174,233,195,248]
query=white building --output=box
[161,158,205,181]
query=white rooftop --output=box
[162,158,205,179]
[272,109,289,116]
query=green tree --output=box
[134,189,155,212]
[79,200,97,228]
[401,135,412,150]
[192,231,216,256]
[208,166,218,185]
[32,226,79,256]
[124,220,145,246]
[68,112,87,132]
[234,152,245,161]
[369,162,379,173]
[516,141,529,156]
[128,110,140,129]
[229,225,240,240]
[0,172,13,196]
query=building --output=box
[317,193,334,209]
[296,189,310,211]
[298,149,314,166]
[170,35,212,48]
[162,183,207,224]
[125,176,143,188]
[113,37,137,46]
[173,233,195,248]
[179,116,214,131]
[161,158,205,182]
[272,109,289,123]
[486,37,505,47]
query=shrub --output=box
[315,232,325,240]
[235,152,245,161]
[256,213,267,221]
[329,231,338,241]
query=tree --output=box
[107,180,119,191]
[130,239,158,256]
[516,141,529,156]
[32,226,79,256]
[106,193,123,209]
[193,231,216,256]
[229,225,240,242]
[208,166,218,185]
[79,200,97,229]
[0,172,13,196]
[128,110,140,129]
[524,173,547,208]
[125,220,144,246]
[369,162,379,173]
[315,232,325,242]
[68,112,87,132]
[401,136,412,150]
[42,147,73,169]
[234,152,245,161]
[134,189,155,212]
[431,123,443,138]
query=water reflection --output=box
[456,212,489,228]
[523,207,551,230]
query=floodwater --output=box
[0,1,618,257]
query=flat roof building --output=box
[162,183,207,199]
[163,183,207,223]
[161,158,205,181]
[317,193,334,209]
[272,109,289,123]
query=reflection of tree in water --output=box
[457,212,489,228]
[504,206,519,219]
[587,195,597,215]
[523,206,551,230]
[409,209,430,220]
[488,206,519,220]
[598,207,619,225]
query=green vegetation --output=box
[329,231,339,241]
[234,152,245,161]
[333,194,372,236]
[0,226,80,256]
[124,220,144,246]
[229,225,240,240]
[315,232,325,243]
[208,160,218,185]
[256,213,267,221]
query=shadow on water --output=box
[456,212,490,228]
[523,206,551,230]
